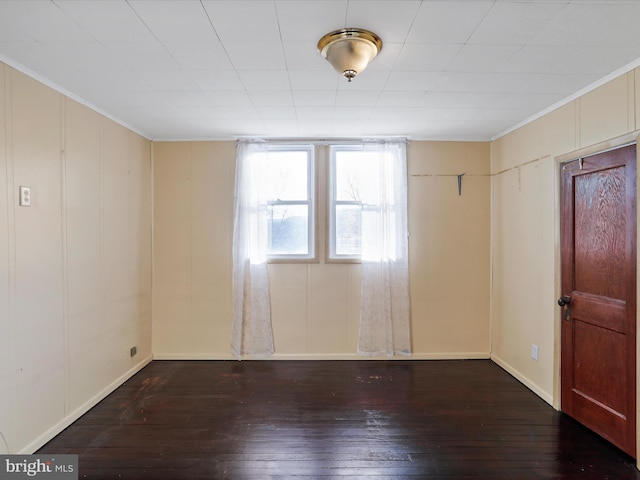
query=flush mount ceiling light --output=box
[317,28,383,82]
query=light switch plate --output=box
[19,186,31,207]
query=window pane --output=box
[335,154,364,202]
[335,151,391,204]
[335,204,362,256]
[268,204,309,255]
[266,151,309,201]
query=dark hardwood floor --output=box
[38,360,640,479]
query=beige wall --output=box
[490,70,638,405]
[153,142,235,355]
[152,141,491,359]
[0,63,152,454]
[409,142,491,356]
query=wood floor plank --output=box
[38,360,640,479]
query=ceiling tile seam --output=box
[273,0,298,132]
[343,0,350,28]
[51,0,156,95]
[125,0,163,44]
[51,0,92,42]
[198,0,266,135]
[122,1,187,77]
[370,0,422,117]
[438,0,502,76]
[463,0,498,46]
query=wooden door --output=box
[560,143,637,457]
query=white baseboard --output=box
[152,353,236,360]
[152,352,491,361]
[491,353,554,406]
[410,352,491,360]
[20,355,153,454]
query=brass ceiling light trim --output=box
[317,28,383,82]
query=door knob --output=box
[558,295,571,320]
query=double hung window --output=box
[329,145,400,260]
[263,146,315,260]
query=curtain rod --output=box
[236,137,408,145]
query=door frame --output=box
[554,131,640,459]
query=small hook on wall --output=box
[457,173,465,196]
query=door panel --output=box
[574,166,626,298]
[571,292,625,334]
[573,320,626,412]
[560,143,636,457]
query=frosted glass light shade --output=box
[317,29,383,82]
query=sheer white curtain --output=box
[231,140,274,359]
[357,140,411,357]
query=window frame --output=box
[265,144,317,263]
[328,145,367,262]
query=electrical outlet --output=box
[531,344,539,361]
[19,186,31,207]
[130,346,137,357]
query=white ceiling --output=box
[1,0,640,142]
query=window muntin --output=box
[264,146,315,260]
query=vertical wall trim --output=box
[347,265,353,351]
[187,144,193,350]
[552,153,563,411]
[488,141,495,357]
[0,64,6,455]
[575,98,581,149]
[629,71,637,134]
[4,64,16,454]
[59,95,69,417]
[149,142,155,357]
[98,117,105,383]
[306,265,311,352]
